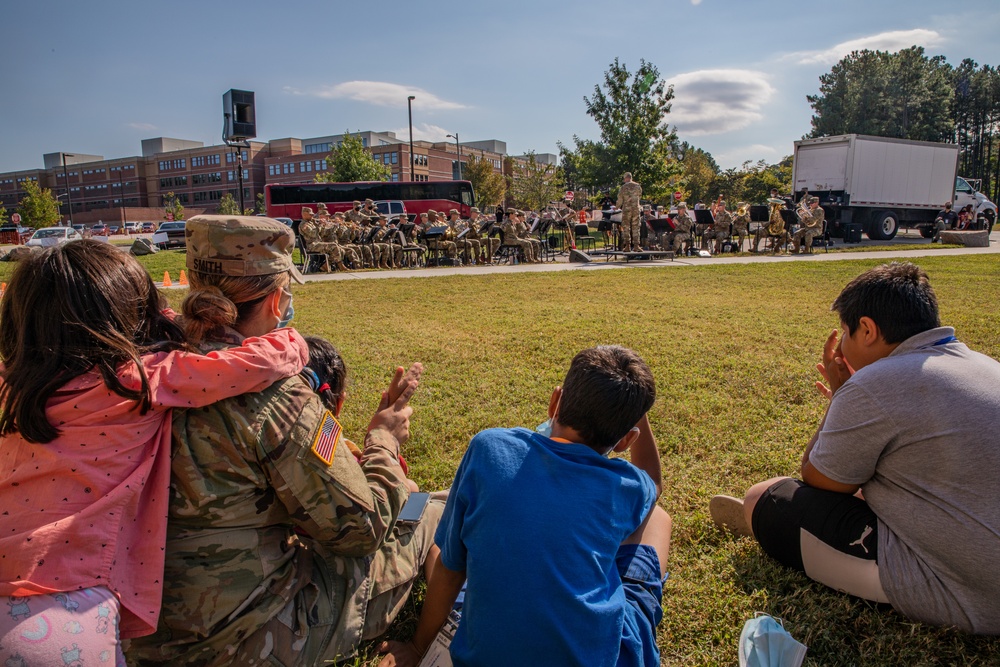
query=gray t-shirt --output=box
[810,326,1000,633]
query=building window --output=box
[192,156,205,167]
[391,173,399,182]
[268,165,276,176]
[314,160,324,171]
[208,154,220,165]
[373,154,381,163]
[391,152,398,164]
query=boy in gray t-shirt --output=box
[711,262,1000,634]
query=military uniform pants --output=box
[306,242,341,270]
[372,242,392,267]
[672,232,691,253]
[732,226,749,252]
[792,228,821,253]
[233,499,444,667]
[621,209,641,248]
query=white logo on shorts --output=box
[849,525,873,554]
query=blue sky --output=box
[2,0,998,173]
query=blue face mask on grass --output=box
[738,614,807,667]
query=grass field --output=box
[4,244,999,663]
[156,254,1000,666]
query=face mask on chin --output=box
[277,289,294,328]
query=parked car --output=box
[374,200,408,223]
[25,226,83,247]
[124,222,139,234]
[91,223,109,235]
[108,225,121,235]
[273,217,293,227]
[72,224,86,233]
[140,222,157,233]
[151,221,186,249]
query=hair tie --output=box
[318,383,331,393]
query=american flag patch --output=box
[311,411,342,466]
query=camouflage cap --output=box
[427,209,437,216]
[448,208,459,216]
[623,172,633,179]
[470,207,480,213]
[316,202,328,210]
[419,212,429,218]
[677,201,688,209]
[302,206,314,215]
[185,215,304,284]
[365,198,374,204]
[719,200,727,207]
[807,195,820,204]
[353,200,361,205]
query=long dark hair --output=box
[0,240,188,443]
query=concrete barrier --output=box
[939,230,990,247]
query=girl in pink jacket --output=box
[0,240,308,666]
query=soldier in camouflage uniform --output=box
[421,210,458,262]
[126,215,441,667]
[616,172,643,251]
[345,200,374,267]
[731,202,751,252]
[500,210,536,263]
[672,202,694,254]
[513,210,542,262]
[373,214,401,268]
[792,196,825,254]
[448,208,480,265]
[299,207,348,272]
[319,210,360,269]
[467,207,497,263]
[709,200,733,254]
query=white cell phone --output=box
[397,492,429,524]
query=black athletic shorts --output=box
[751,478,879,572]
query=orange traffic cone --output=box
[178,270,188,286]
[0,282,6,296]
[163,271,172,287]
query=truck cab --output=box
[954,177,997,229]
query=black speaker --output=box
[569,249,593,263]
[223,89,256,141]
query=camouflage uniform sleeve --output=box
[810,208,825,230]
[300,221,319,245]
[256,380,410,557]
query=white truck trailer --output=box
[792,134,997,240]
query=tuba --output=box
[766,198,786,236]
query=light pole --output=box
[407,95,415,181]
[446,133,462,180]
[61,153,75,225]
[117,167,127,226]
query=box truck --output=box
[792,134,997,240]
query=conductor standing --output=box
[618,172,643,252]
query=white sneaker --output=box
[710,495,753,538]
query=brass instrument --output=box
[766,198,786,236]
[735,202,750,219]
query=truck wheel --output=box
[868,211,899,241]
[985,209,996,233]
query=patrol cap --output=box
[677,201,688,209]
[807,195,819,204]
[353,200,361,205]
[185,215,305,284]
[623,172,632,179]
[316,202,328,210]
[420,212,429,218]
[332,211,345,219]
[719,200,727,207]
[448,208,459,216]
[365,198,374,204]
[427,209,437,216]
[302,206,314,216]
[470,207,480,213]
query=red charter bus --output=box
[265,180,476,221]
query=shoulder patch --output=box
[311,410,342,466]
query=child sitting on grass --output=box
[378,345,671,666]
[304,335,419,494]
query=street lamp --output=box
[446,133,462,180]
[407,95,415,181]
[117,167,127,226]
[61,153,75,225]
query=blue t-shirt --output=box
[436,427,658,666]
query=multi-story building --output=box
[0,131,512,224]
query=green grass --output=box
[166,255,1000,666]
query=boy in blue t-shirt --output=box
[378,346,671,666]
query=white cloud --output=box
[781,29,944,65]
[389,123,452,143]
[667,69,775,136]
[691,0,703,4]
[284,81,467,110]
[128,122,156,131]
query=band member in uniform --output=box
[731,202,751,252]
[514,209,542,262]
[448,209,479,265]
[501,209,537,262]
[792,196,825,254]
[617,172,643,251]
[672,202,694,254]
[468,207,498,263]
[299,207,348,272]
[344,201,374,267]
[709,200,733,254]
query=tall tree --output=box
[563,58,681,200]
[17,181,61,228]
[507,152,563,212]
[0,203,8,226]
[808,46,954,142]
[316,132,391,183]
[675,142,720,205]
[463,154,506,209]
[256,192,267,215]
[162,191,185,221]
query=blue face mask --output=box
[278,290,294,328]
[738,614,807,667]
[535,418,553,438]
